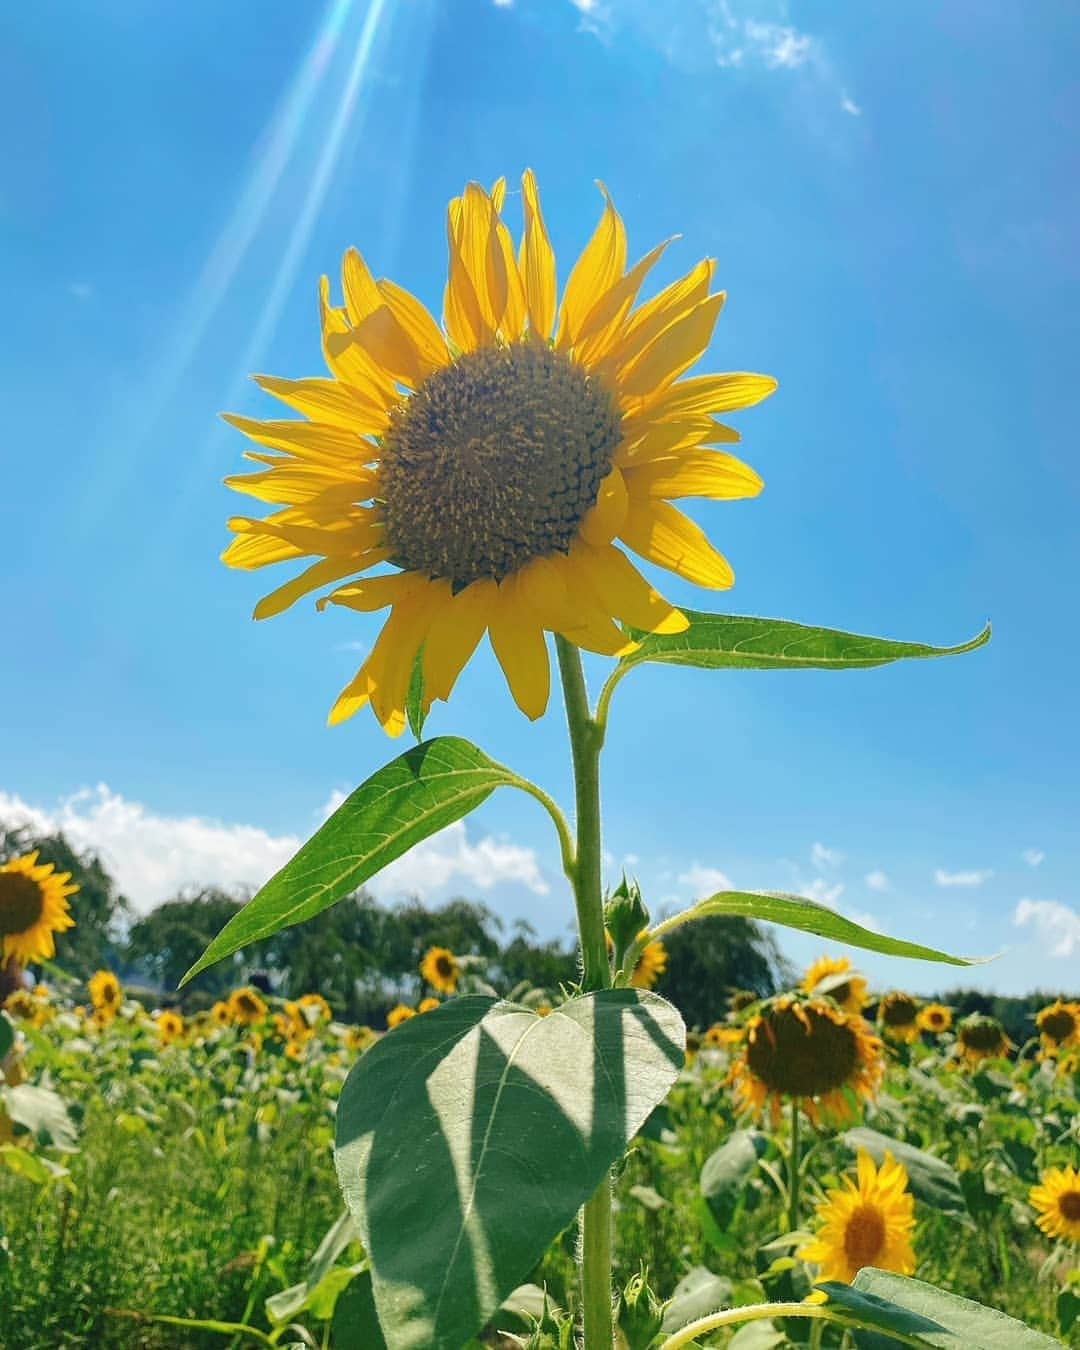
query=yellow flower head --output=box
[630,939,667,989]
[285,1038,306,1061]
[88,969,121,1012]
[346,1024,376,1051]
[221,174,775,733]
[211,1000,232,1026]
[802,956,869,1016]
[956,1013,1011,1066]
[420,945,461,994]
[386,1003,416,1030]
[731,995,884,1127]
[917,1003,952,1034]
[296,992,332,1025]
[4,988,42,1024]
[1029,1165,1080,1243]
[227,987,268,1026]
[417,996,440,1014]
[1036,1000,1080,1055]
[799,1149,916,1284]
[33,983,50,999]
[0,852,77,967]
[878,992,921,1044]
[704,1022,744,1049]
[156,1009,185,1044]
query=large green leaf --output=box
[334,991,685,1350]
[843,1128,966,1217]
[1,1084,79,1152]
[660,1267,735,1335]
[181,737,521,984]
[621,612,990,675]
[699,1129,768,1228]
[848,1269,1063,1349]
[658,892,983,967]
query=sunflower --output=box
[227,987,268,1026]
[917,1003,952,1034]
[296,992,332,1024]
[730,995,884,1127]
[1030,1166,1080,1243]
[386,1004,416,1030]
[420,946,461,994]
[211,1000,232,1026]
[221,173,775,733]
[285,1038,306,1061]
[88,969,121,1014]
[956,1013,1011,1066]
[418,996,440,1014]
[729,989,758,1014]
[156,1009,185,1044]
[799,1149,916,1284]
[4,988,43,1025]
[0,852,78,967]
[704,1022,744,1049]
[802,956,868,1016]
[879,992,921,1045]
[630,939,667,990]
[1036,1000,1080,1055]
[346,1025,376,1051]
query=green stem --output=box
[655,1302,930,1350]
[555,636,613,1350]
[789,1099,801,1233]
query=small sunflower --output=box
[799,1149,916,1284]
[4,988,42,1024]
[879,992,921,1045]
[418,996,440,1014]
[296,991,332,1024]
[956,1013,1011,1066]
[211,1000,231,1026]
[704,1022,744,1049]
[1036,1000,1080,1055]
[0,852,78,967]
[156,1009,185,1044]
[88,969,121,1013]
[227,987,268,1026]
[802,956,868,1016]
[1030,1165,1080,1243]
[917,1003,952,1034]
[386,1003,416,1030]
[630,939,667,990]
[346,1025,376,1051]
[285,1038,306,1061]
[221,173,775,733]
[730,994,884,1127]
[420,946,461,995]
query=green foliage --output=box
[125,888,247,997]
[655,914,784,1029]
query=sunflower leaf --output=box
[334,992,685,1350]
[842,1128,966,1216]
[619,612,990,675]
[180,737,522,985]
[406,646,427,741]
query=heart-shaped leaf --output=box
[334,992,685,1350]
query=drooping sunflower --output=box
[386,1003,416,1030]
[0,852,78,967]
[221,173,775,733]
[955,1013,1012,1066]
[4,988,44,1025]
[88,969,121,1015]
[1029,1165,1080,1243]
[917,1003,952,1034]
[802,956,868,1016]
[1036,1000,1080,1056]
[730,994,884,1127]
[878,992,921,1045]
[418,996,440,1014]
[798,1149,916,1284]
[227,987,268,1026]
[420,945,461,994]
[156,1009,185,1044]
[630,938,667,990]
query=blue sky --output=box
[3,0,1078,995]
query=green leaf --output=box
[334,991,685,1350]
[842,1128,966,1216]
[699,1129,768,1228]
[0,1012,13,1062]
[332,1271,388,1350]
[818,1280,949,1345]
[0,1145,64,1186]
[406,648,427,741]
[265,1209,358,1324]
[659,892,984,968]
[181,737,521,984]
[621,611,990,675]
[848,1269,1064,1348]
[1,1084,78,1152]
[660,1266,735,1335]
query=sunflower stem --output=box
[555,635,613,1350]
[788,1099,802,1234]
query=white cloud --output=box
[865,869,889,892]
[743,19,812,68]
[1014,899,1080,958]
[934,868,994,888]
[493,0,514,6]
[68,282,94,301]
[798,877,844,907]
[840,94,862,116]
[678,863,733,895]
[0,784,547,913]
[811,841,844,868]
[1022,848,1045,868]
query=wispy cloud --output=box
[678,863,733,895]
[811,841,844,868]
[1022,848,1045,868]
[934,868,994,888]
[865,869,889,892]
[68,282,94,301]
[840,94,861,116]
[798,876,844,907]
[1014,899,1080,958]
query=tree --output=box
[654,914,789,1029]
[124,888,247,998]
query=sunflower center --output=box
[379,341,622,588]
[0,873,45,937]
[882,996,917,1027]
[1041,1010,1075,1042]
[843,1204,886,1272]
[960,1021,1005,1053]
[746,1003,861,1098]
[1060,1191,1080,1222]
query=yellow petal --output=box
[459,182,507,336]
[376,279,450,373]
[579,467,629,546]
[615,418,719,466]
[570,540,688,634]
[252,375,391,435]
[617,292,726,403]
[223,464,378,506]
[222,529,305,570]
[488,576,550,719]
[319,570,423,613]
[519,554,638,656]
[319,276,397,403]
[618,498,734,589]
[422,577,496,704]
[221,414,372,466]
[253,554,380,620]
[572,238,673,368]
[604,257,714,375]
[227,510,382,559]
[341,247,382,326]
[519,169,557,340]
[645,372,779,421]
[555,182,626,349]
[328,303,427,389]
[623,448,763,500]
[490,176,507,214]
[494,214,527,340]
[444,193,487,352]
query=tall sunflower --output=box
[222,173,775,733]
[629,938,667,989]
[1029,1165,1080,1243]
[1036,1000,1080,1056]
[878,991,921,1045]
[730,994,884,1127]
[917,1003,952,1034]
[955,1013,1011,1067]
[799,1149,916,1284]
[420,945,461,994]
[0,852,78,967]
[802,955,868,1016]
[227,986,268,1026]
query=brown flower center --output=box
[960,1020,1006,1053]
[435,954,455,978]
[1041,1009,1075,1042]
[882,995,918,1027]
[0,873,45,937]
[379,341,622,588]
[843,1204,886,1271]
[746,1003,860,1098]
[1059,1191,1080,1222]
